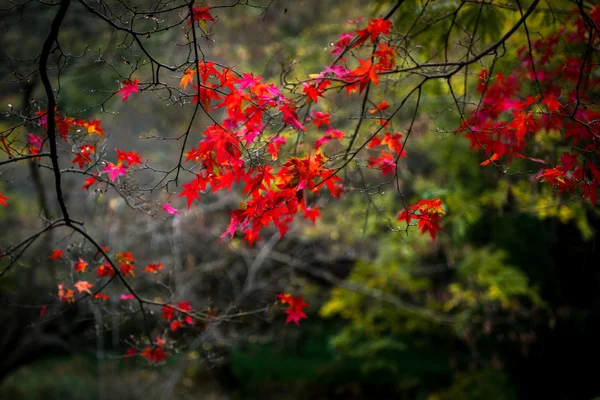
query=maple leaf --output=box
[117,78,139,102]
[278,294,309,326]
[480,153,500,166]
[28,133,43,150]
[102,162,127,182]
[116,149,143,167]
[162,305,175,321]
[267,137,286,160]
[120,264,135,276]
[49,249,64,260]
[72,152,92,169]
[177,301,193,312]
[0,192,8,207]
[163,203,178,215]
[95,293,110,301]
[96,263,115,277]
[369,100,390,114]
[74,280,94,295]
[355,18,393,46]
[277,293,293,305]
[82,175,98,190]
[124,348,137,360]
[351,58,378,92]
[83,119,104,139]
[58,284,75,303]
[542,94,562,113]
[116,251,136,264]
[508,111,536,144]
[178,178,202,209]
[39,305,47,317]
[367,152,396,176]
[171,320,184,331]
[397,198,445,240]
[280,104,306,131]
[180,69,195,89]
[141,346,167,363]
[144,263,164,273]
[73,257,88,273]
[243,228,260,247]
[302,206,321,224]
[189,5,215,25]
[311,111,332,129]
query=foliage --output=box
[1,0,600,398]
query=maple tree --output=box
[0,2,599,392]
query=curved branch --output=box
[39,0,72,225]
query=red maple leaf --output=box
[74,280,94,295]
[49,249,64,260]
[355,18,393,46]
[73,257,88,273]
[58,284,75,303]
[82,119,104,139]
[119,264,135,276]
[82,175,98,190]
[96,263,115,278]
[94,293,110,301]
[397,198,445,240]
[102,162,127,182]
[144,263,164,273]
[124,348,137,360]
[0,192,8,207]
[351,58,379,92]
[117,78,139,102]
[278,293,309,326]
[311,111,332,129]
[189,6,215,25]
[115,149,143,167]
[178,178,203,209]
[162,305,175,321]
[141,347,167,363]
[542,94,562,113]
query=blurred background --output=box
[1,0,600,399]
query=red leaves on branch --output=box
[58,284,75,303]
[49,249,64,260]
[72,144,95,168]
[161,301,194,331]
[140,346,167,363]
[189,6,215,25]
[354,18,393,47]
[351,58,378,92]
[115,149,142,167]
[303,80,331,104]
[455,8,600,206]
[278,293,309,326]
[102,162,127,182]
[74,281,94,295]
[398,199,445,240]
[117,78,139,102]
[144,263,164,273]
[178,178,203,209]
[96,263,114,278]
[116,251,135,276]
[73,258,88,273]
